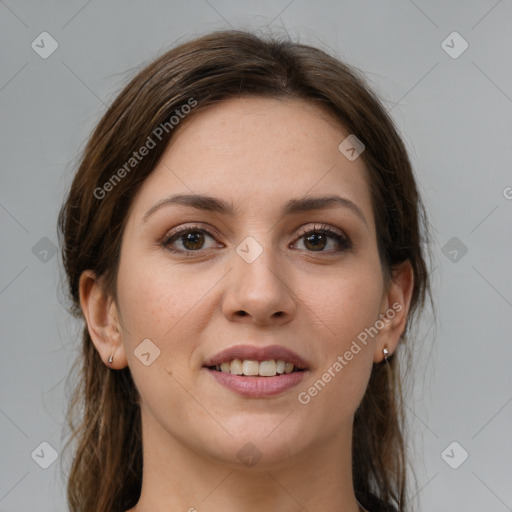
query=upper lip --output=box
[203,344,310,370]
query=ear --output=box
[373,260,415,363]
[79,270,128,369]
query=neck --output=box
[127,409,362,512]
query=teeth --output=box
[215,359,300,376]
[259,360,276,376]
[230,359,243,375]
[242,360,259,376]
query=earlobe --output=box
[78,270,128,369]
[373,260,414,363]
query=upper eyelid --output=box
[163,223,221,242]
[295,223,346,237]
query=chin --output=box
[204,425,308,470]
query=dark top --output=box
[356,491,398,512]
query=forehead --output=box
[165,96,351,168]
[128,97,373,226]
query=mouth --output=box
[202,344,310,398]
[202,344,310,374]
[204,364,308,398]
[206,359,306,376]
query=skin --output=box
[80,97,413,512]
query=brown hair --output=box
[58,29,432,512]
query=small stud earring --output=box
[108,353,114,365]
[383,347,390,363]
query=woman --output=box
[58,29,432,512]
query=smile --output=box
[207,358,304,377]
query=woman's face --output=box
[108,97,402,468]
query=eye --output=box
[162,222,352,258]
[292,223,352,254]
[162,224,221,257]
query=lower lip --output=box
[205,368,308,398]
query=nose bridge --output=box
[235,232,285,296]
[222,231,296,324]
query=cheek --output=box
[319,264,383,347]
[115,259,208,413]
[117,271,175,340]
[297,347,374,443]
[301,265,382,416]
[116,254,222,371]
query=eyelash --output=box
[161,223,352,258]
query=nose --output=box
[221,241,297,327]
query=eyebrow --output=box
[143,193,368,227]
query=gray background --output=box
[1,1,511,511]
